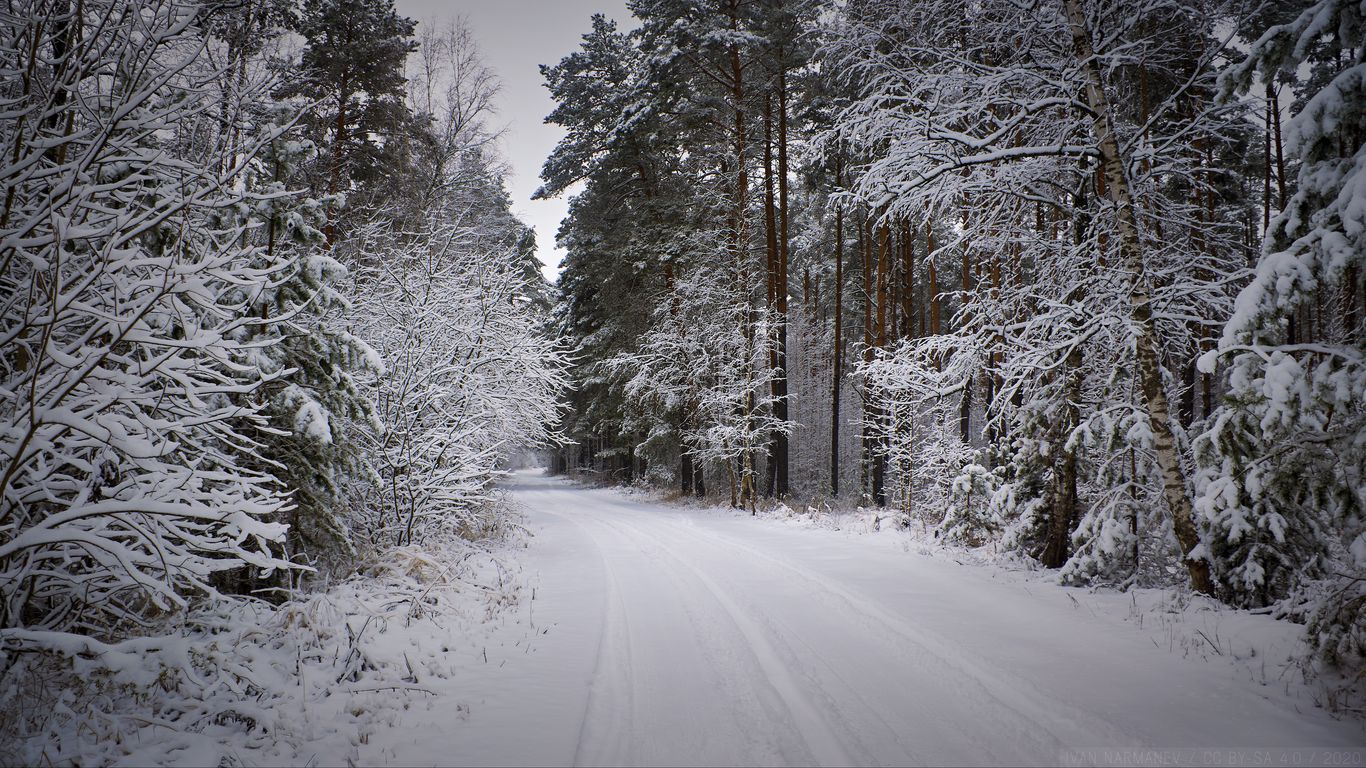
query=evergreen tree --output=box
[236,134,380,576]
[540,13,698,483]
[281,0,418,233]
[1198,0,1364,631]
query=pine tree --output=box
[1197,0,1365,619]
[281,0,417,236]
[540,12,699,484]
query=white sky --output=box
[395,0,633,281]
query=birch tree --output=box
[824,0,1248,590]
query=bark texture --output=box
[1062,0,1214,595]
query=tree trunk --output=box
[960,233,973,442]
[1263,96,1273,233]
[986,250,1002,457]
[900,221,915,340]
[860,213,873,497]
[764,96,778,310]
[862,214,873,362]
[1042,345,1082,568]
[726,1,755,512]
[326,74,348,248]
[831,194,844,498]
[1269,82,1286,210]
[875,223,890,350]
[872,223,891,507]
[773,59,791,498]
[1041,439,1079,568]
[763,94,779,498]
[1063,0,1214,595]
[735,18,761,515]
[928,260,940,336]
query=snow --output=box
[294,400,333,444]
[10,469,1364,765]
[360,471,1362,766]
[2,535,531,766]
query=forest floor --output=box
[353,470,1363,767]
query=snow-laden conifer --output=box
[1197,0,1365,702]
[1197,0,1365,606]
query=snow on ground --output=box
[1,531,534,767]
[365,470,1363,767]
[8,470,1361,766]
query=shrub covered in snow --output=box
[939,462,999,547]
[0,0,301,638]
[0,529,526,766]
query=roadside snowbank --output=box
[0,523,531,766]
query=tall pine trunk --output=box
[763,95,780,497]
[727,4,756,513]
[773,59,791,498]
[831,190,844,497]
[861,214,873,497]
[872,223,891,506]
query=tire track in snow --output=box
[561,494,994,764]
[529,482,1142,765]
[593,505,1043,764]
[565,505,638,768]
[543,500,797,766]
[640,510,1150,758]
[581,509,863,767]
[494,475,1363,767]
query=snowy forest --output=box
[0,0,1363,763]
[0,0,571,760]
[548,0,1363,707]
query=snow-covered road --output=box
[370,471,1363,767]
